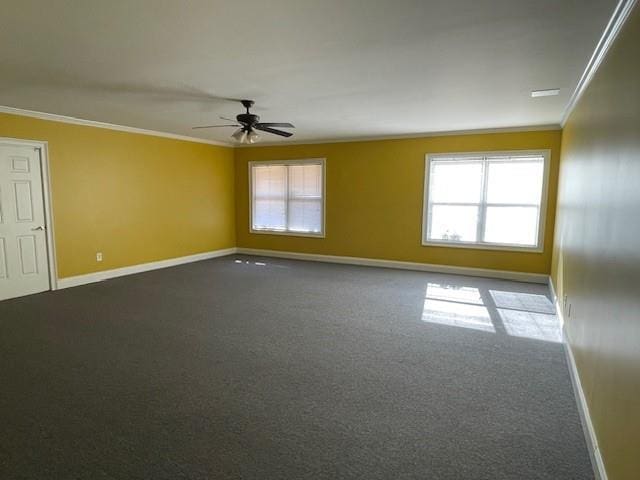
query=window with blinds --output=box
[423,151,548,250]
[250,159,325,236]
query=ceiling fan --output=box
[193,99,294,144]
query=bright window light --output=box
[421,284,562,342]
[426,284,483,305]
[423,151,548,250]
[491,290,561,342]
[250,159,324,236]
[422,284,494,333]
[498,309,562,343]
[422,299,494,333]
[489,290,556,315]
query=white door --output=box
[0,143,50,301]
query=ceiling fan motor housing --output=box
[237,113,260,128]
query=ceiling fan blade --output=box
[192,124,240,129]
[255,122,295,129]
[254,125,294,137]
[220,116,237,123]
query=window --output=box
[250,159,325,236]
[423,151,549,251]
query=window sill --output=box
[250,228,325,239]
[422,240,543,253]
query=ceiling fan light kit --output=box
[231,128,247,143]
[193,99,294,144]
[246,130,260,144]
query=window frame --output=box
[422,150,550,253]
[249,158,326,238]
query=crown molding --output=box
[236,124,561,148]
[561,0,638,127]
[0,105,234,147]
[0,104,561,150]
[5,0,635,150]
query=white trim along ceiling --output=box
[0,0,627,146]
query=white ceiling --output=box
[0,0,617,145]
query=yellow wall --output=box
[551,6,640,480]
[0,112,236,278]
[0,115,562,278]
[235,130,562,274]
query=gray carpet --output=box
[0,255,593,479]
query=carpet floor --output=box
[0,255,593,479]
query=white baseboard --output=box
[57,245,548,289]
[56,247,238,289]
[235,247,549,283]
[548,277,562,328]
[551,279,608,480]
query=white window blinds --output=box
[253,165,287,231]
[251,160,324,235]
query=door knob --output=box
[31,226,45,231]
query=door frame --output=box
[0,137,58,291]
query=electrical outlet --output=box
[96,252,103,262]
